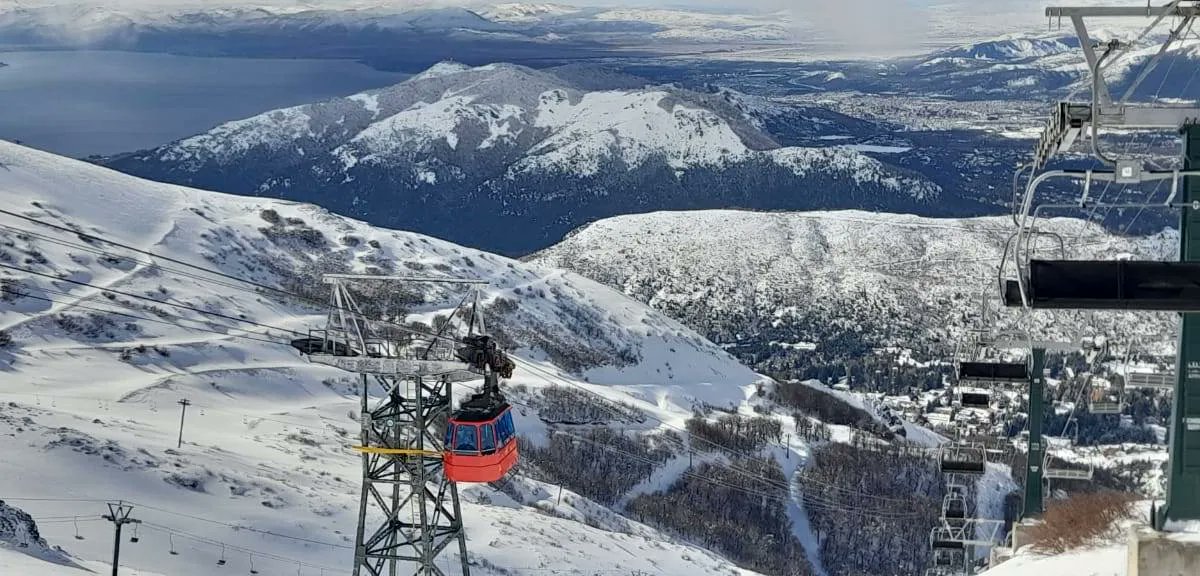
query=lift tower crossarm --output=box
[1046,5,1200,19]
[1033,2,1199,168]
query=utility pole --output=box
[176,398,191,449]
[101,501,140,576]
[1022,348,1046,519]
[1160,124,1200,528]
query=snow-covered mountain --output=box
[530,209,1178,368]
[1,141,990,576]
[0,139,785,575]
[901,31,1200,100]
[103,62,941,255]
[0,1,794,61]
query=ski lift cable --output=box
[0,383,361,438]
[513,393,916,511]
[137,522,345,573]
[508,357,922,505]
[1117,23,1200,235]
[1,286,290,348]
[0,205,1131,368]
[1063,0,1187,103]
[0,262,308,338]
[0,222,288,301]
[550,431,930,519]
[12,496,352,551]
[1093,19,1187,228]
[1,208,1027,315]
[0,211,475,346]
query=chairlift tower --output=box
[294,274,490,576]
[1010,1,1200,529]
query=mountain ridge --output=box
[102,61,945,255]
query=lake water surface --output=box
[0,50,408,158]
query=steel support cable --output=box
[1094,19,1188,228]
[0,222,285,302]
[551,431,930,519]
[552,429,926,520]
[139,522,345,573]
[0,210,466,345]
[0,262,306,337]
[509,357,925,507]
[1117,21,1200,235]
[1063,0,1186,103]
[5,496,352,550]
[0,386,350,437]
[1,207,1032,323]
[1,286,289,347]
[504,396,916,513]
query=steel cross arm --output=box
[1096,105,1200,129]
[1047,5,1200,18]
[322,274,489,285]
[983,338,1079,352]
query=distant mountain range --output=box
[102,62,951,255]
[0,2,790,69]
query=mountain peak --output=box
[411,60,474,80]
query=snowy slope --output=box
[530,209,1178,361]
[104,61,940,254]
[0,140,770,575]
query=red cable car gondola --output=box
[444,335,518,483]
[444,403,517,483]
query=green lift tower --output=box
[1159,125,1200,529]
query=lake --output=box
[0,50,408,158]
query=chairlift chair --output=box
[925,567,965,576]
[956,387,992,410]
[930,526,966,550]
[942,491,969,521]
[939,443,987,475]
[1043,453,1095,481]
[930,548,966,571]
[958,361,1029,383]
[1003,168,1200,311]
[1126,371,1175,390]
[1088,386,1123,414]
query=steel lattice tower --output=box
[294,274,489,576]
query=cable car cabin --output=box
[958,362,1028,383]
[1002,261,1200,311]
[443,405,517,483]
